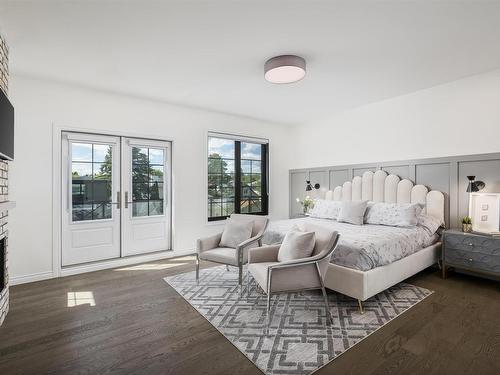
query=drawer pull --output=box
[468,243,474,246]
[468,258,473,262]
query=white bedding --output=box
[263,217,439,271]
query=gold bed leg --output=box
[358,300,364,314]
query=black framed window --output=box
[208,135,268,221]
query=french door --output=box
[62,132,171,266]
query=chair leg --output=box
[238,265,243,294]
[195,255,200,283]
[266,291,272,334]
[320,286,333,325]
[246,268,250,297]
[358,299,364,314]
[258,239,262,247]
[315,262,333,325]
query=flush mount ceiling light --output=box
[264,55,306,84]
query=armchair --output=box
[247,224,339,325]
[196,214,269,290]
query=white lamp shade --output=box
[264,55,306,84]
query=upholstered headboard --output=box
[323,170,445,224]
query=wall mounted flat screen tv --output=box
[0,89,14,160]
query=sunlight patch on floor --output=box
[67,291,96,307]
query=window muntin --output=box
[71,142,113,222]
[132,146,165,217]
[208,136,268,221]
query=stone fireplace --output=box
[0,32,10,327]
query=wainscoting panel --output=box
[329,169,349,190]
[415,163,450,194]
[353,167,376,177]
[383,165,410,179]
[290,153,500,228]
[309,170,328,192]
[290,171,308,217]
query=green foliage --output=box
[208,153,234,199]
[462,216,472,224]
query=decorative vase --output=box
[462,224,472,233]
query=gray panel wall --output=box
[290,152,500,228]
[290,171,308,217]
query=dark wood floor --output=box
[0,257,499,375]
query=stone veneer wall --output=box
[0,32,9,327]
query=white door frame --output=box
[61,132,122,266]
[52,124,178,278]
[121,137,172,256]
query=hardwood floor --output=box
[0,256,498,375]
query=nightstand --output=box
[442,229,500,280]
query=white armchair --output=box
[247,224,339,325]
[196,214,269,290]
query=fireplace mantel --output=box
[0,201,15,211]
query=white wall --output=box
[291,69,500,169]
[8,75,290,281]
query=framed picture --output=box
[469,193,500,233]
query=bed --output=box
[268,170,445,311]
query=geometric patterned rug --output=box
[164,265,433,375]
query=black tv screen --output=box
[0,89,14,160]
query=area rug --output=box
[164,266,432,375]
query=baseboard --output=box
[60,249,195,277]
[10,271,56,286]
[10,249,196,285]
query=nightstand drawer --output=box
[445,248,500,274]
[444,234,500,274]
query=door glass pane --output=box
[132,146,166,217]
[71,143,113,222]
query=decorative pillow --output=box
[365,202,423,227]
[309,199,342,220]
[219,218,253,248]
[418,213,443,234]
[337,201,369,225]
[277,225,316,262]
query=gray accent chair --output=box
[196,214,269,290]
[247,224,339,325]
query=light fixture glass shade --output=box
[265,55,306,84]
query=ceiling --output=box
[1,0,500,125]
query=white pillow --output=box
[277,226,316,262]
[418,213,443,234]
[219,218,253,248]
[337,201,369,225]
[309,199,342,220]
[365,202,423,227]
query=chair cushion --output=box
[248,262,278,290]
[277,226,315,262]
[199,247,238,266]
[248,262,322,292]
[219,217,253,249]
[338,200,368,225]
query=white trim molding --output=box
[10,271,56,286]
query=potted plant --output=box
[462,216,472,232]
[296,196,314,215]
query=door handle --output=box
[110,191,121,209]
[124,191,133,209]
